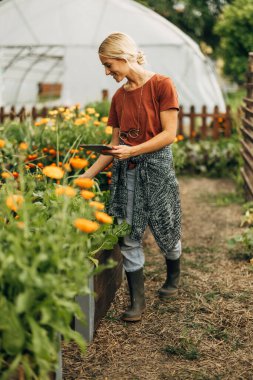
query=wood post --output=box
[241,52,253,200]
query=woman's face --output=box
[99,55,128,82]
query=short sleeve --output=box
[158,78,179,112]
[107,95,119,128]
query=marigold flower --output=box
[74,178,94,189]
[90,154,96,159]
[37,162,44,168]
[86,107,95,115]
[69,157,88,170]
[80,190,95,200]
[19,142,28,150]
[93,121,100,126]
[74,218,99,233]
[1,172,12,179]
[95,211,113,224]
[101,116,108,123]
[55,186,76,197]
[43,166,64,179]
[89,201,105,210]
[0,139,6,149]
[106,171,112,178]
[177,134,184,141]
[49,148,56,155]
[12,172,19,179]
[6,194,24,212]
[63,163,72,172]
[105,126,113,135]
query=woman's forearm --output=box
[131,130,175,156]
[81,154,114,178]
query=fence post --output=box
[241,52,253,200]
[0,107,4,124]
[224,105,232,137]
[10,106,16,121]
[178,105,183,136]
[189,105,195,141]
[212,105,219,140]
[201,105,207,139]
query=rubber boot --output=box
[121,268,146,322]
[158,258,180,299]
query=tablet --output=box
[79,144,113,154]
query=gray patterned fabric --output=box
[108,146,181,254]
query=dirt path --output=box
[63,177,253,380]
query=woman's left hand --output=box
[109,145,134,160]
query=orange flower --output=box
[1,172,12,179]
[55,186,76,197]
[6,194,24,212]
[93,121,100,126]
[49,148,56,156]
[90,154,96,159]
[80,190,95,200]
[101,116,108,123]
[19,142,28,150]
[0,139,5,149]
[37,162,44,168]
[12,172,19,179]
[74,218,99,233]
[63,163,72,172]
[105,126,113,135]
[42,166,64,179]
[95,211,113,224]
[70,149,80,154]
[74,178,94,189]
[106,171,112,178]
[177,134,184,141]
[43,147,49,153]
[89,201,105,210]
[69,157,88,170]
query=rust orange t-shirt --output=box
[107,73,179,146]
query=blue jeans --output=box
[118,168,182,272]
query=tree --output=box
[135,0,231,53]
[214,0,253,84]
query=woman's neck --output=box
[124,69,154,91]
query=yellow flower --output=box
[0,139,6,149]
[86,107,95,115]
[89,201,105,210]
[74,218,99,233]
[105,126,113,135]
[1,172,12,179]
[6,194,24,212]
[55,186,76,197]
[43,166,64,179]
[80,190,95,200]
[95,112,100,117]
[69,157,88,170]
[19,142,28,150]
[95,211,113,224]
[74,178,94,189]
[101,116,108,123]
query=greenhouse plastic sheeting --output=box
[0,0,225,111]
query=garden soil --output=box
[62,176,253,380]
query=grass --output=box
[200,191,245,207]
[163,339,200,361]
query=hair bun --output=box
[137,50,146,65]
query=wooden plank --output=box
[241,149,253,171]
[241,167,253,199]
[241,126,253,142]
[241,139,253,159]
[94,245,123,330]
[243,97,253,106]
[200,105,207,138]
[241,105,253,116]
[242,117,253,130]
[212,105,219,140]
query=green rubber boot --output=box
[158,258,180,299]
[121,268,146,322]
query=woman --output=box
[81,32,182,322]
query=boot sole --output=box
[158,290,178,299]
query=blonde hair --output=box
[98,32,146,65]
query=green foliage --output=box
[172,135,241,179]
[135,0,231,53]
[214,0,253,84]
[85,100,111,119]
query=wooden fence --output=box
[241,52,253,200]
[0,104,232,141]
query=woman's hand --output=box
[109,145,134,160]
